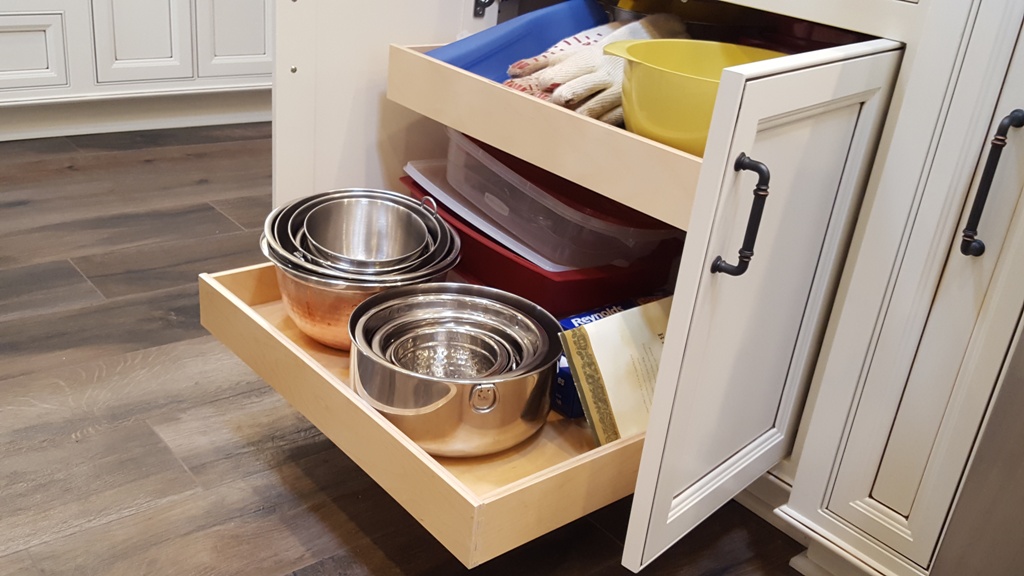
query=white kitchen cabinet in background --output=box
[91,0,195,82]
[0,0,273,140]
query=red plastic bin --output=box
[402,176,682,318]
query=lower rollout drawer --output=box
[198,262,643,568]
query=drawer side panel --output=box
[198,270,481,565]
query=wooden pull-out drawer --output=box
[198,263,643,569]
[388,39,900,230]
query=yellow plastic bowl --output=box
[605,39,784,157]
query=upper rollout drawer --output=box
[387,37,901,230]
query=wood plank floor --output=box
[0,124,803,576]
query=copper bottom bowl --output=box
[274,266,388,350]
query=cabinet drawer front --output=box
[0,13,68,90]
[198,264,643,568]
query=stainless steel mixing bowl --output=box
[356,293,546,375]
[261,233,458,350]
[385,322,513,380]
[348,283,561,457]
[302,196,430,270]
[269,189,454,283]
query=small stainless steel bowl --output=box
[348,283,561,457]
[296,227,435,277]
[372,316,521,377]
[303,197,429,270]
[356,293,546,375]
[386,323,512,380]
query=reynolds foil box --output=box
[552,295,666,418]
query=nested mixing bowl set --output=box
[261,189,562,457]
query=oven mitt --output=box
[505,14,688,124]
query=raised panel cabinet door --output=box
[91,0,194,82]
[824,18,1024,568]
[622,41,902,572]
[0,13,68,90]
[195,0,272,77]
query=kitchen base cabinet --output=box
[201,0,1024,574]
[205,10,902,573]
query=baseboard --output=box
[0,89,271,141]
[790,551,839,576]
[735,474,812,547]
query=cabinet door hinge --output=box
[474,0,496,17]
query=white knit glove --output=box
[503,22,622,101]
[505,14,688,124]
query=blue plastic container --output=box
[426,0,610,82]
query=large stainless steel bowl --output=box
[348,283,561,457]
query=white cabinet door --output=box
[622,41,901,572]
[195,0,272,77]
[91,0,194,82]
[823,19,1024,567]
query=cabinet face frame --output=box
[783,1,1024,574]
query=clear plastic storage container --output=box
[444,128,682,269]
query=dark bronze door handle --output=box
[712,153,771,277]
[961,109,1024,257]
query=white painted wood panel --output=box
[622,41,901,572]
[784,2,1024,575]
[92,0,194,82]
[196,0,272,77]
[930,274,1024,576]
[825,17,1024,567]
[272,0,497,206]
[0,13,67,89]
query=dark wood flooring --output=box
[0,124,803,575]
